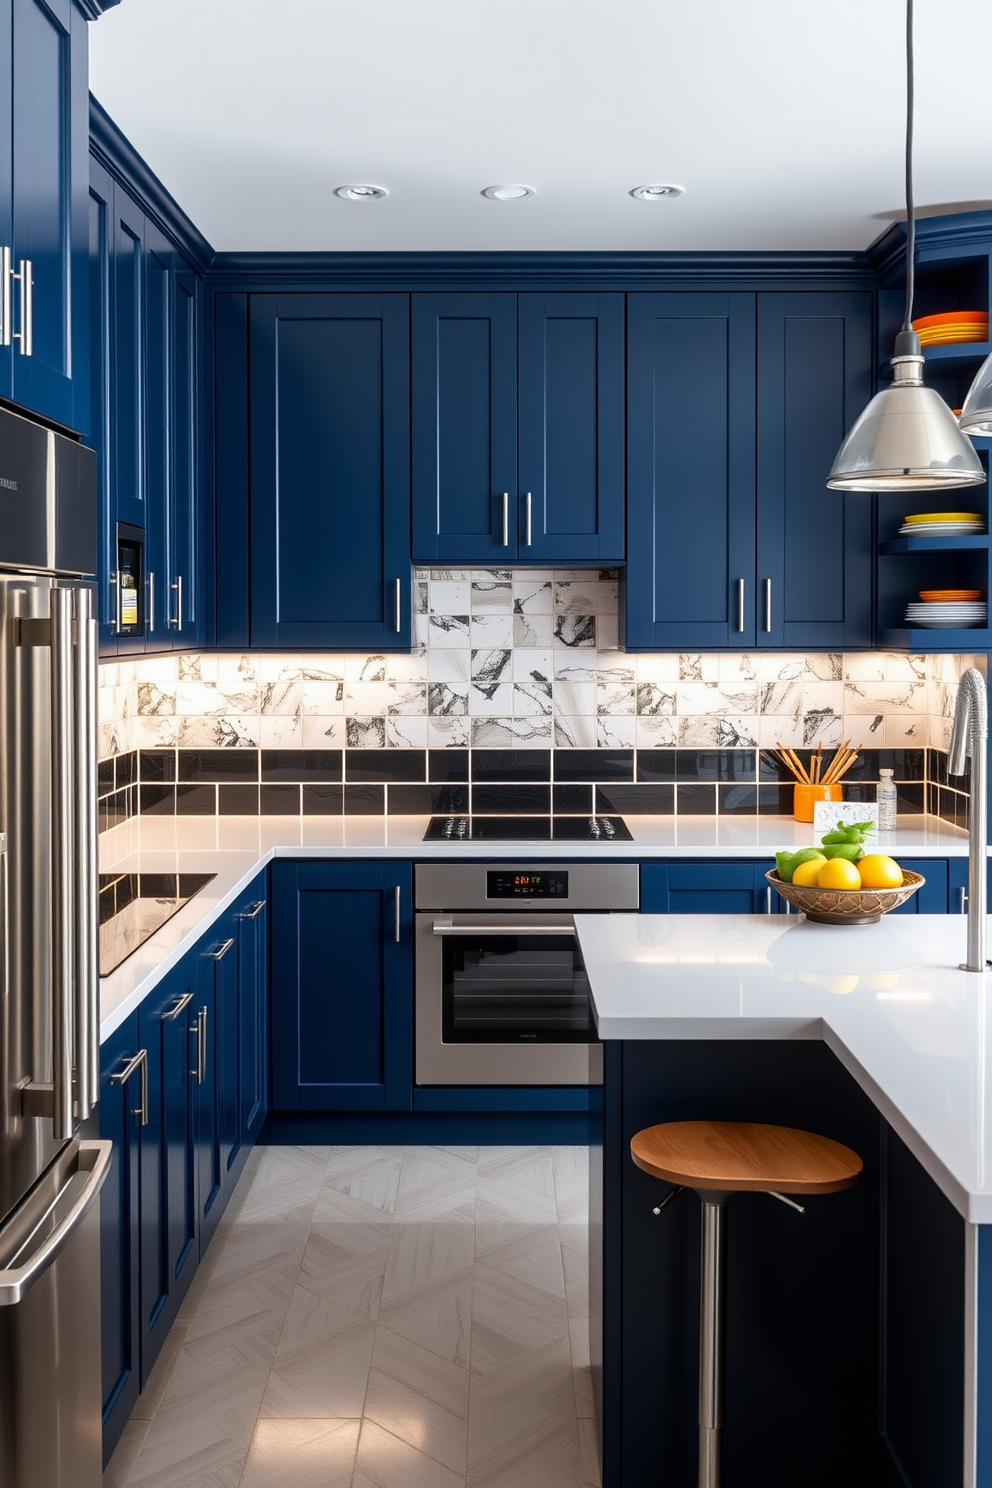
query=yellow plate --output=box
[904,512,983,523]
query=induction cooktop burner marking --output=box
[423,815,633,842]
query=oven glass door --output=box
[440,928,593,1043]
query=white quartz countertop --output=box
[575,910,992,1223]
[97,811,969,1048]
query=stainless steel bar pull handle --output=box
[111,1048,148,1126]
[763,579,772,633]
[0,246,10,347]
[193,1006,207,1084]
[393,578,402,633]
[50,589,74,1141]
[501,492,509,547]
[394,886,402,944]
[736,579,745,632]
[524,491,532,547]
[162,990,194,1022]
[170,575,183,630]
[432,923,577,937]
[73,589,99,1120]
[110,571,120,634]
[207,938,235,961]
[960,886,969,914]
[147,571,155,634]
[16,259,32,357]
[239,900,266,921]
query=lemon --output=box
[817,857,862,891]
[857,854,903,890]
[792,855,827,887]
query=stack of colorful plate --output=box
[912,310,989,347]
[898,511,986,536]
[905,589,987,628]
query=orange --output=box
[792,855,827,887]
[857,854,903,890]
[817,858,862,891]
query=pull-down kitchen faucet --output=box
[948,667,989,972]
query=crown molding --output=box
[89,96,216,276]
[205,249,876,293]
[866,211,992,284]
[75,0,122,18]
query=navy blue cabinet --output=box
[137,956,198,1374]
[412,291,625,564]
[625,291,873,650]
[641,860,785,914]
[271,861,413,1111]
[0,0,89,431]
[87,159,204,656]
[626,293,756,648]
[756,294,873,648]
[249,294,412,649]
[99,1011,142,1461]
[100,872,269,1463]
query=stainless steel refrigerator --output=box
[0,404,110,1488]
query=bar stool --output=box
[630,1119,862,1488]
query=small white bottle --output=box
[877,768,897,831]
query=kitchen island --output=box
[575,910,992,1488]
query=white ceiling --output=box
[89,0,992,255]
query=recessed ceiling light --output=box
[630,184,684,201]
[481,184,536,201]
[334,184,388,201]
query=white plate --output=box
[898,525,986,535]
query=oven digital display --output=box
[486,871,568,899]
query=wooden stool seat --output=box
[629,1119,863,1195]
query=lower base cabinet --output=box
[99,871,269,1464]
[271,861,413,1111]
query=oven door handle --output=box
[431,923,576,936]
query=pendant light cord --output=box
[902,0,915,333]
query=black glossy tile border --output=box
[97,743,970,826]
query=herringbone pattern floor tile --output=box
[105,1145,599,1488]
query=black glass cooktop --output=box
[423,815,632,842]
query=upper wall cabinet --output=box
[412,292,625,565]
[0,0,89,431]
[88,159,204,656]
[247,293,412,649]
[624,290,873,650]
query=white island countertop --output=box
[575,910,992,1223]
[97,811,969,1046]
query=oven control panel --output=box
[486,871,569,899]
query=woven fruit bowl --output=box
[765,868,925,926]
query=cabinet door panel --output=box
[756,293,873,648]
[641,860,775,914]
[87,159,115,653]
[626,293,756,648]
[171,269,200,646]
[250,294,411,648]
[112,188,145,532]
[271,861,412,1111]
[99,1015,141,1459]
[238,891,268,1145]
[10,0,87,429]
[143,222,172,649]
[138,958,197,1377]
[412,292,517,562]
[518,293,625,562]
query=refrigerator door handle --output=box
[73,589,98,1120]
[49,589,75,1142]
[0,1140,111,1306]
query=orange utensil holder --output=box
[793,782,844,823]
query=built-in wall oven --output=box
[414,862,639,1086]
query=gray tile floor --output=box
[104,1144,600,1488]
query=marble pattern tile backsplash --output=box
[97,567,984,762]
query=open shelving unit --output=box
[871,217,992,651]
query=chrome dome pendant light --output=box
[827,0,985,492]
